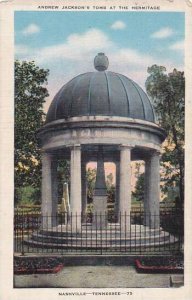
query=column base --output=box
[69,212,82,233]
[41,214,57,230]
[144,212,160,229]
[119,212,131,232]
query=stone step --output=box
[24,234,178,250]
[170,275,184,287]
[40,225,162,237]
[28,231,176,246]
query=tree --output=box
[15,60,49,204]
[86,168,97,203]
[145,65,184,205]
[132,173,144,202]
[106,173,115,204]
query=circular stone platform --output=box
[24,224,178,251]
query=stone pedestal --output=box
[41,152,58,229]
[144,150,160,228]
[70,145,82,231]
[92,146,107,229]
[119,145,132,231]
[92,196,108,229]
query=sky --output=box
[15,11,185,112]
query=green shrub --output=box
[16,186,41,205]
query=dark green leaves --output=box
[146,65,184,203]
[15,60,49,204]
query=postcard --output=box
[0,0,192,299]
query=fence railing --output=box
[14,209,184,255]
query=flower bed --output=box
[14,257,64,275]
[135,256,184,273]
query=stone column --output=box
[119,145,132,231]
[144,158,150,226]
[81,160,87,223]
[70,144,82,231]
[115,160,120,222]
[144,150,160,228]
[41,152,58,229]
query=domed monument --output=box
[46,53,155,123]
[30,53,172,251]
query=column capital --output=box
[145,149,161,160]
[69,144,81,150]
[42,152,59,164]
[119,144,134,151]
[150,149,161,157]
[41,150,53,159]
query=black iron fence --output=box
[14,209,183,255]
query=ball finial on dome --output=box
[94,53,109,71]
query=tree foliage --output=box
[106,173,115,204]
[57,160,70,203]
[15,60,49,203]
[86,168,97,203]
[86,168,115,204]
[145,65,184,204]
[132,173,145,202]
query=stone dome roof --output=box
[46,54,155,124]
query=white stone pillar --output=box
[119,145,132,231]
[41,152,58,229]
[144,150,160,228]
[115,160,120,222]
[70,144,82,231]
[81,160,87,222]
[144,158,150,226]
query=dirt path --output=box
[14,265,174,288]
